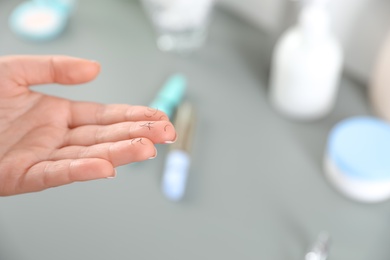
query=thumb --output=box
[0,55,100,90]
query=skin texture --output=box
[0,55,176,196]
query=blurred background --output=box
[223,0,390,84]
[1,0,390,260]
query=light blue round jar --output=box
[9,1,73,41]
[324,116,390,203]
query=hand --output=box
[0,55,176,196]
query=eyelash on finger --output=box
[144,107,159,118]
[131,138,146,145]
[140,122,155,130]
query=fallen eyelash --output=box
[140,122,155,130]
[144,107,159,118]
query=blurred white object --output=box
[162,102,196,201]
[141,0,214,53]
[324,117,390,203]
[220,0,390,84]
[305,232,330,260]
[162,150,191,201]
[269,0,343,120]
[327,0,387,83]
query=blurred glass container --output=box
[141,0,214,54]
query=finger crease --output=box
[107,143,114,164]
[68,160,76,183]
[77,147,89,159]
[42,162,51,188]
[94,127,103,144]
[48,57,57,83]
[96,105,106,125]
[125,107,135,121]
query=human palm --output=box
[0,56,176,196]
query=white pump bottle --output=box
[269,0,343,120]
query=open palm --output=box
[0,56,176,196]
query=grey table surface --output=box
[1,1,389,260]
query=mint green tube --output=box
[149,74,187,119]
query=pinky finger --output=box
[20,158,115,193]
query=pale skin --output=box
[0,55,176,196]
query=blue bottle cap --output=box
[9,1,70,41]
[328,116,390,181]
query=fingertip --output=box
[106,168,117,179]
[158,122,177,143]
[62,57,101,84]
[160,113,170,121]
[86,60,101,81]
[163,132,177,144]
[129,138,157,162]
[143,107,171,122]
[88,59,101,72]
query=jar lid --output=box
[33,0,76,13]
[9,1,69,41]
[328,116,390,181]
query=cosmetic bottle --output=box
[141,0,214,54]
[149,74,187,119]
[269,0,343,120]
[369,32,390,122]
[324,117,390,203]
[162,102,196,201]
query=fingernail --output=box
[164,134,177,144]
[106,169,117,179]
[149,149,158,159]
